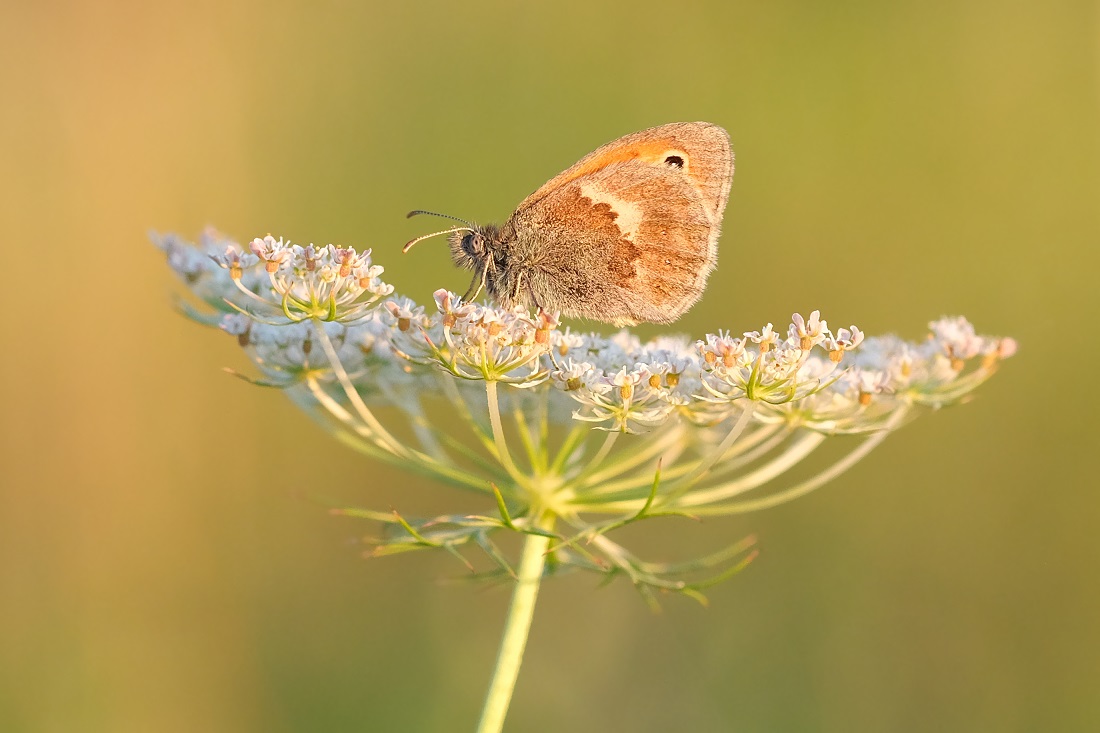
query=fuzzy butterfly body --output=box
[411,122,733,326]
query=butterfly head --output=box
[448,223,507,273]
[405,211,509,303]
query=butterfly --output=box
[405,122,733,326]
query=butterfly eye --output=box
[663,155,685,168]
[463,233,480,255]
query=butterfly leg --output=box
[524,276,547,314]
[462,264,489,303]
[507,269,546,314]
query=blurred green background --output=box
[1,1,1097,731]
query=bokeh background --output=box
[2,1,1097,731]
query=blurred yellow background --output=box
[2,1,1097,731]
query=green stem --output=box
[486,380,529,488]
[692,403,912,515]
[312,321,407,457]
[475,514,555,733]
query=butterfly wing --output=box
[508,122,733,324]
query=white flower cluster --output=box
[155,229,393,325]
[156,232,1016,437]
[387,290,559,385]
[156,230,1016,548]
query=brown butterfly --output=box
[405,121,733,326]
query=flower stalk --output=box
[476,512,554,733]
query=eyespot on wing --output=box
[515,121,733,227]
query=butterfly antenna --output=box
[407,210,475,227]
[402,225,474,253]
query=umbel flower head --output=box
[154,229,1016,605]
